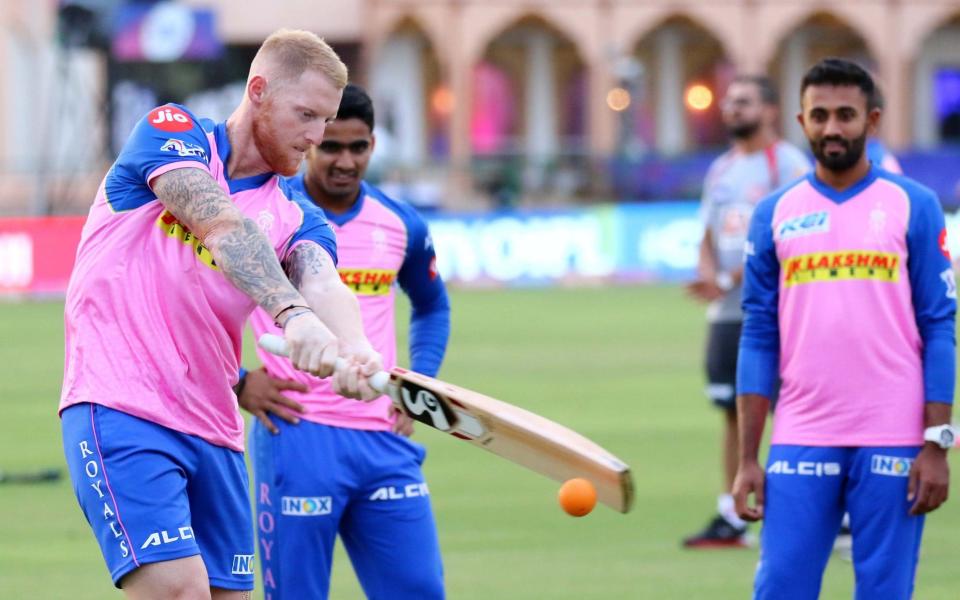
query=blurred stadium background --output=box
[2,0,960,598]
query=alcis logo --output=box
[767,460,841,476]
[369,483,430,501]
[140,526,194,549]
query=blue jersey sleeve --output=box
[283,184,339,266]
[104,104,211,212]
[737,193,782,397]
[391,201,450,377]
[898,176,957,404]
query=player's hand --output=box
[908,445,950,515]
[392,406,415,437]
[237,367,308,435]
[733,460,765,521]
[282,311,339,377]
[685,279,724,302]
[332,341,383,402]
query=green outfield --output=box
[1,286,958,598]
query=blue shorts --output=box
[61,403,254,590]
[252,418,444,600]
[755,445,924,600]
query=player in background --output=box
[733,58,955,599]
[238,84,450,600]
[866,85,903,174]
[683,76,810,548]
[60,30,382,599]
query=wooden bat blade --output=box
[392,370,635,513]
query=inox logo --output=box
[281,496,332,516]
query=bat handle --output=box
[257,333,390,394]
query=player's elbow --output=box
[201,213,255,250]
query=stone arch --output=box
[368,15,445,166]
[471,15,587,157]
[630,14,733,154]
[911,13,960,147]
[767,11,877,146]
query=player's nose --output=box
[304,123,327,146]
[822,115,844,137]
[333,151,355,168]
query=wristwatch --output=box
[923,424,957,449]
[715,271,734,292]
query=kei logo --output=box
[148,106,193,132]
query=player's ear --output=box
[866,107,882,137]
[796,110,805,129]
[369,131,376,154]
[247,75,268,106]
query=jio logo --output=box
[148,106,193,133]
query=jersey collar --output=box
[214,122,275,193]
[307,180,367,227]
[806,163,879,204]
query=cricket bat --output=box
[258,334,634,513]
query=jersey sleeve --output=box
[903,180,957,404]
[104,104,212,212]
[737,193,782,397]
[283,190,339,266]
[777,144,812,183]
[699,159,720,224]
[396,207,450,377]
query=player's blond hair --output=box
[250,29,348,91]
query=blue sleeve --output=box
[104,104,212,212]
[396,207,450,377]
[737,194,781,397]
[283,185,339,266]
[903,179,957,404]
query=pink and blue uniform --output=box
[59,103,337,589]
[738,166,956,599]
[249,178,450,600]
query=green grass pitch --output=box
[1,286,958,598]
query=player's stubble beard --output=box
[727,119,760,140]
[252,99,302,177]
[810,125,868,173]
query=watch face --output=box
[944,429,956,447]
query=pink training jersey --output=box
[250,179,448,431]
[60,104,338,451]
[739,167,956,446]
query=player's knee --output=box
[755,559,819,600]
[121,559,210,600]
[383,569,444,600]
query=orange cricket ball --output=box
[558,477,597,517]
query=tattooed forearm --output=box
[152,168,302,315]
[283,242,329,290]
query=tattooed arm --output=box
[151,167,339,376]
[284,241,382,400]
